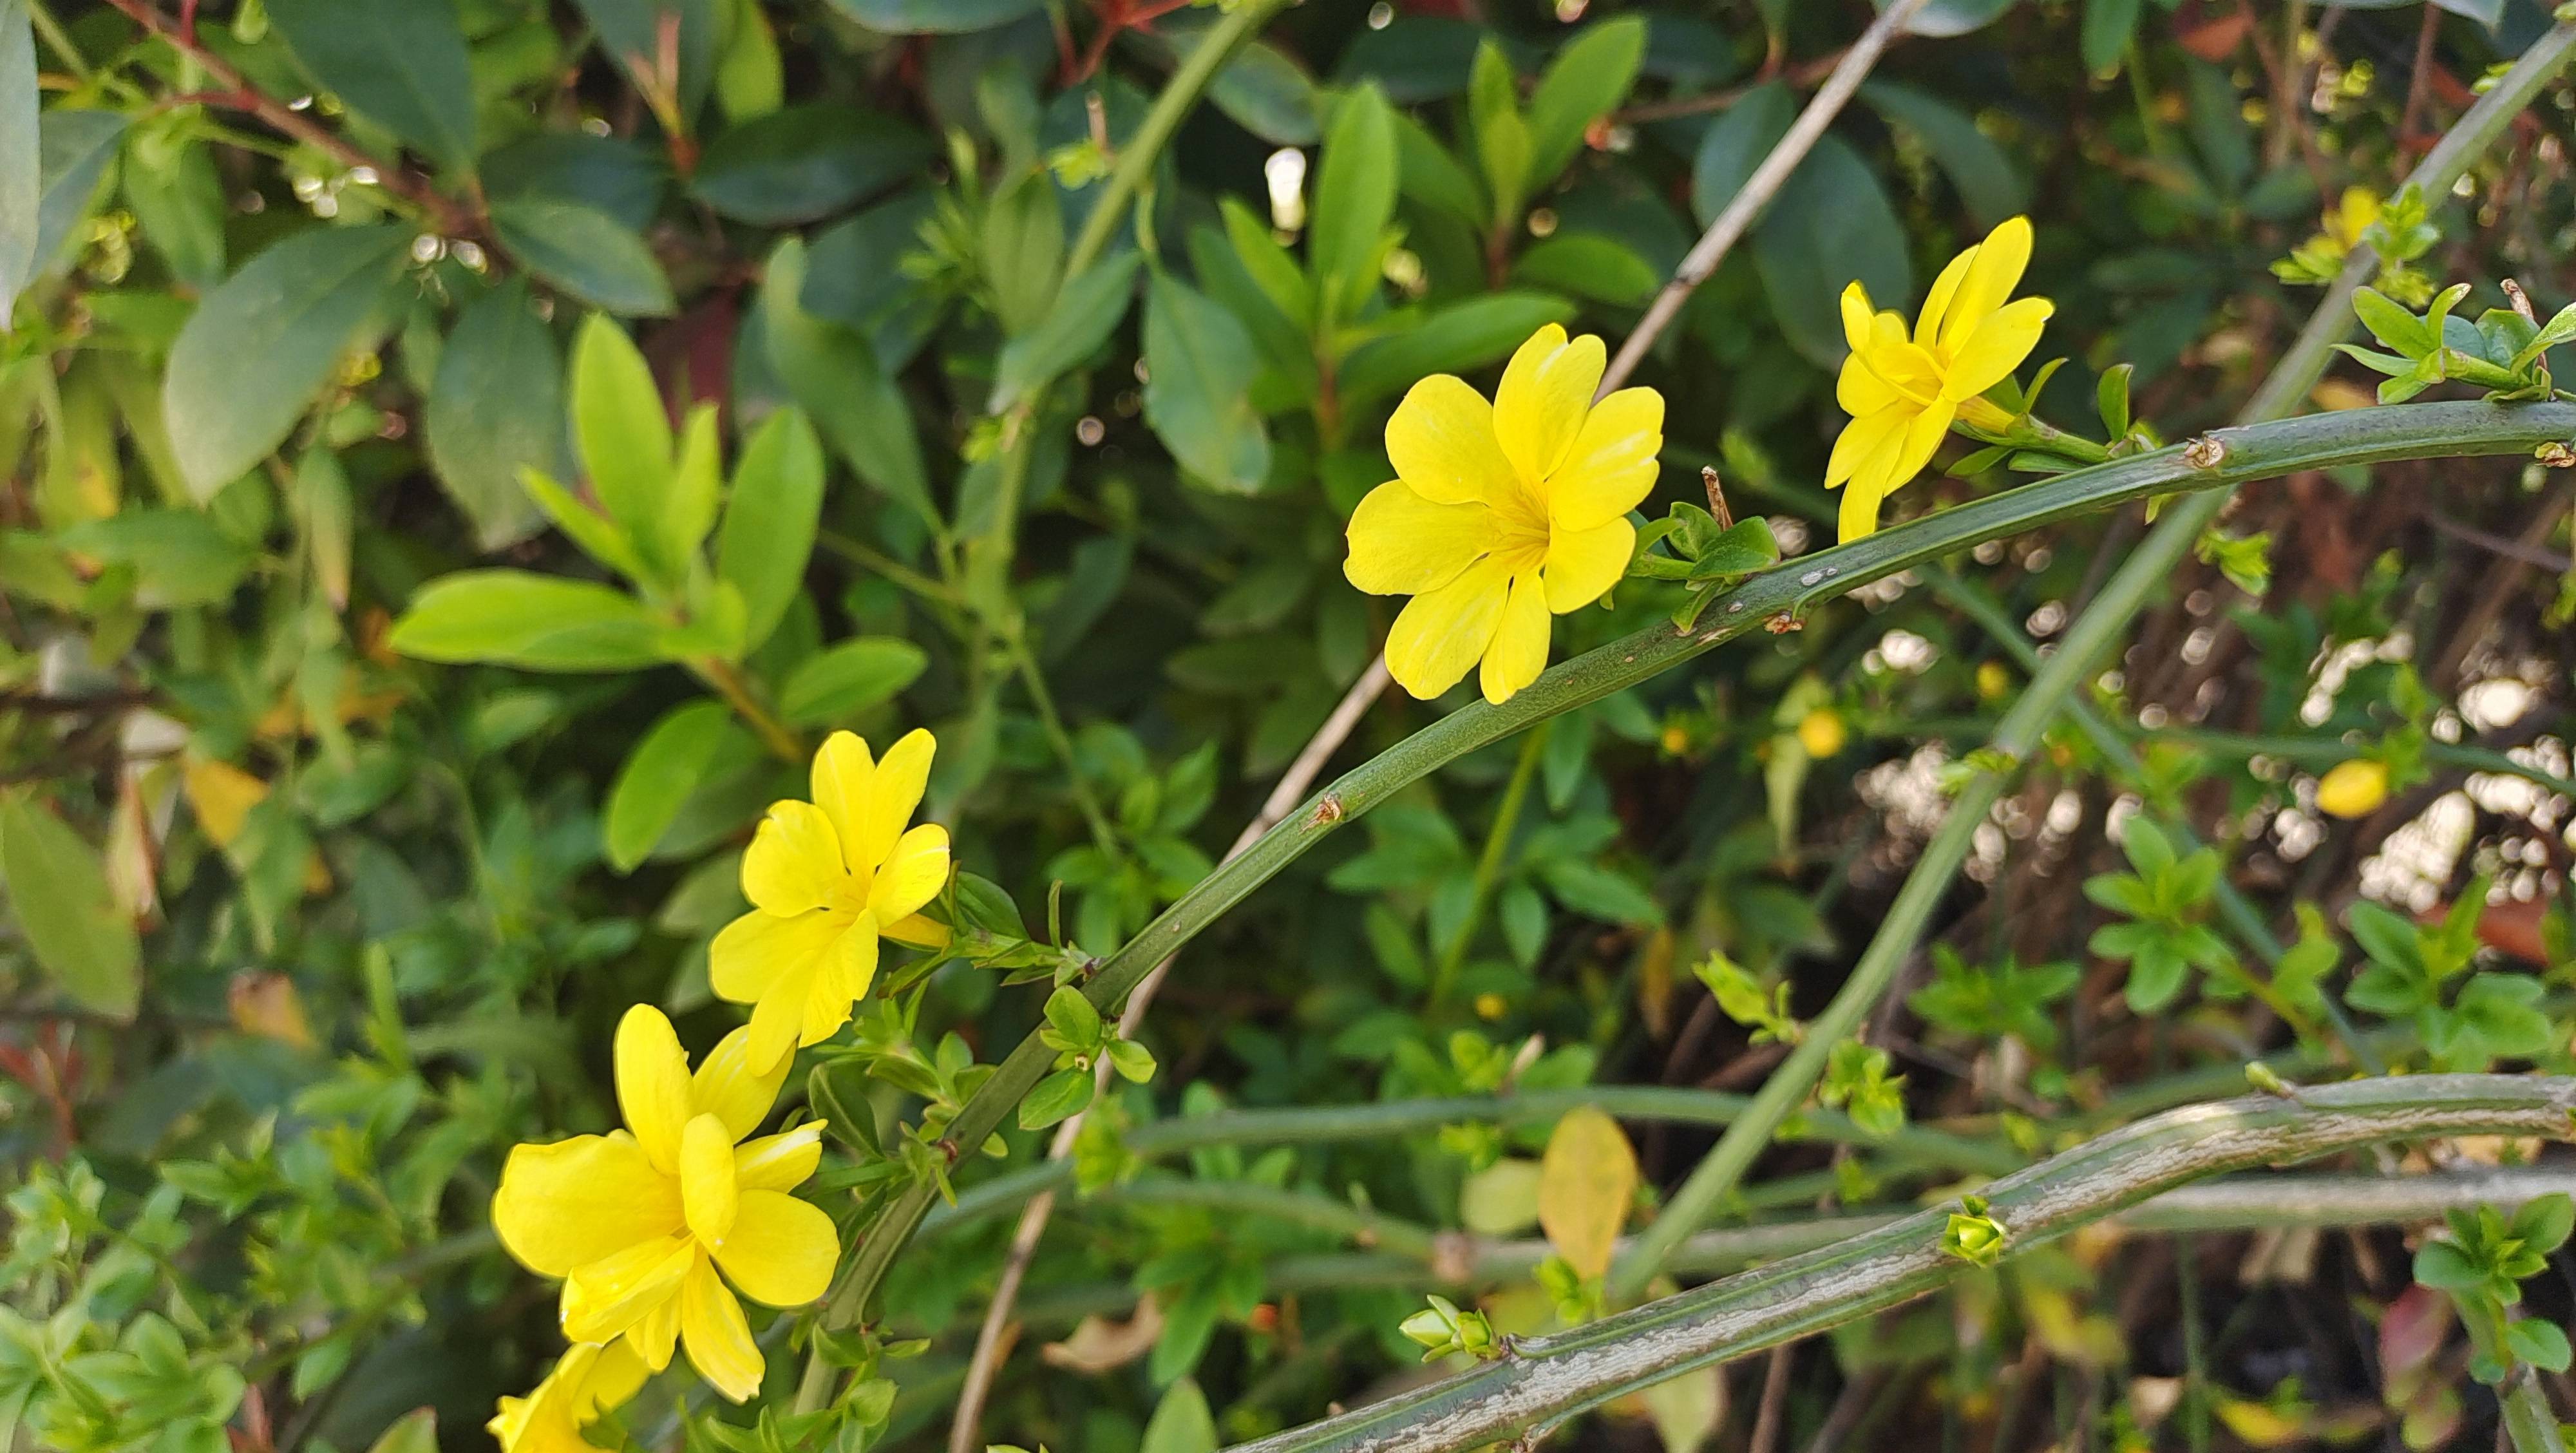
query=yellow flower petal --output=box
[1541,517,1633,614]
[690,1025,788,1143]
[1939,296,2054,401]
[1493,325,1604,486]
[560,1235,695,1345]
[1939,216,2032,352]
[742,800,844,915]
[1478,571,1551,705]
[1546,388,1661,532]
[1895,399,1957,486]
[828,909,881,1009]
[1913,243,1977,350]
[743,961,811,1075]
[855,728,936,874]
[1825,406,1909,491]
[679,1258,765,1402]
[576,1339,650,1421]
[1384,374,1520,508]
[708,906,844,1006]
[1835,353,1899,417]
[626,1297,679,1372]
[1343,481,1494,596]
[865,823,948,922]
[797,924,869,1047]
[807,730,873,875]
[735,1121,824,1192]
[1839,281,1877,354]
[1839,477,1885,542]
[712,1190,838,1307]
[679,1112,738,1247]
[1384,555,1512,700]
[493,1133,682,1277]
[614,1005,694,1175]
[881,912,950,949]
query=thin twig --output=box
[97,0,478,239]
[1597,0,1933,397]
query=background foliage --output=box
[4,0,2576,1450]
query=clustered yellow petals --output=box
[488,1340,649,1453]
[491,1005,837,1404]
[712,728,953,1075]
[1826,216,2054,544]
[1343,324,1664,706]
[2316,759,2389,819]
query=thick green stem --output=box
[823,399,2576,1327]
[1224,1075,2576,1453]
[1605,25,2576,1298]
[1061,0,1295,281]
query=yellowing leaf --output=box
[229,971,315,1049]
[184,755,269,848]
[2214,1396,2306,1448]
[1537,1105,1637,1280]
[1459,1157,1543,1236]
[1632,1364,1725,1453]
[1041,1293,1163,1375]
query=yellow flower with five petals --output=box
[1826,216,2052,542]
[711,728,952,1076]
[491,1005,835,1402]
[488,1340,650,1453]
[1343,324,1663,705]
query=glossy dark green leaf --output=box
[572,0,721,126]
[1860,82,2029,227]
[825,0,1043,33]
[426,279,561,549]
[490,196,675,316]
[1690,81,1794,225]
[1335,290,1577,411]
[605,699,743,871]
[483,132,668,231]
[387,569,672,670]
[32,109,124,276]
[1524,15,1645,185]
[762,236,936,528]
[1157,13,1320,146]
[2081,0,2143,74]
[990,251,1142,412]
[163,225,411,500]
[803,189,941,365]
[1750,135,1911,369]
[267,0,478,171]
[780,638,930,726]
[1142,271,1269,495]
[0,792,139,1018]
[1311,83,1398,323]
[0,0,36,322]
[693,104,933,225]
[1884,0,2022,36]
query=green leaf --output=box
[1891,0,2023,37]
[490,198,675,316]
[2412,1238,2485,1292]
[779,638,929,726]
[426,278,560,549]
[1141,1380,1219,1453]
[762,237,936,528]
[2511,1318,2573,1374]
[1043,985,1103,1045]
[2353,287,2433,357]
[1523,15,1645,186]
[1392,110,1483,228]
[0,792,140,1018]
[2081,0,2142,74]
[1311,82,1398,323]
[518,466,652,582]
[980,169,1065,337]
[1142,271,1269,495]
[1690,81,1795,226]
[1019,1065,1096,1130]
[2514,1193,2576,1256]
[388,569,673,670]
[692,103,931,225]
[163,225,411,500]
[32,110,124,277]
[604,699,743,871]
[822,0,1042,33]
[1510,233,1658,307]
[1749,135,1911,369]
[1468,40,1529,225]
[267,0,478,172]
[1336,290,1577,411]
[0,0,37,323]
[1859,82,2029,227]
[1539,859,1663,926]
[55,510,254,607]
[717,406,825,653]
[660,403,723,578]
[570,312,676,564]
[990,251,1143,412]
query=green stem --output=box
[1604,25,2576,1298]
[1061,0,1294,281]
[25,0,89,80]
[1224,1074,2576,1453]
[1432,724,1549,1008]
[824,398,2576,1328]
[1004,625,1121,853]
[817,529,965,608]
[690,657,804,764]
[2503,1368,2570,1453]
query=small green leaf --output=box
[717,407,825,654]
[692,103,931,225]
[1311,83,1398,323]
[604,700,743,871]
[1142,271,1269,495]
[388,569,672,671]
[990,252,1144,412]
[267,0,478,171]
[0,792,140,1018]
[821,0,1043,35]
[1141,1380,1218,1453]
[426,279,560,549]
[1522,16,1645,185]
[779,638,929,726]
[491,197,675,317]
[1019,1065,1096,1130]
[765,237,937,528]
[569,313,675,567]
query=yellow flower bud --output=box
[1796,708,1848,759]
[1976,661,2011,700]
[2316,759,2389,819]
[1474,992,1507,1021]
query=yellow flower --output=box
[1795,708,1848,759]
[2324,187,2380,250]
[2316,759,2389,819]
[1343,325,1663,705]
[488,1341,650,1453]
[711,728,952,1075]
[1827,216,2054,543]
[1975,661,2011,700]
[491,1005,835,1402]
